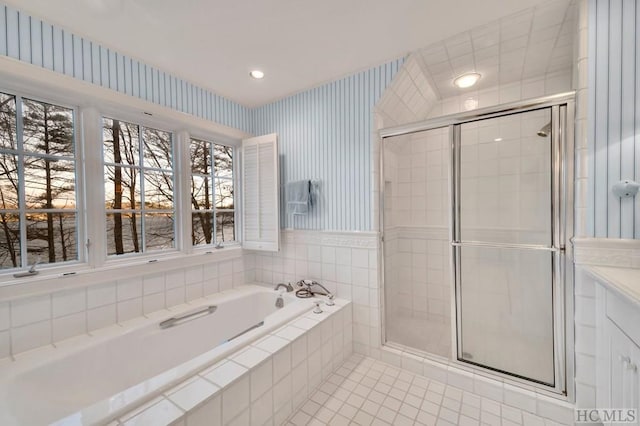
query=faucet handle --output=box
[313,301,323,314]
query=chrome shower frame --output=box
[378,92,575,400]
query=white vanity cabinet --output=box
[605,320,639,418]
[595,270,640,425]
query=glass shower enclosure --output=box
[380,94,574,394]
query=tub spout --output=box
[275,282,294,292]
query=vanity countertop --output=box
[586,266,640,307]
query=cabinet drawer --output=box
[607,289,640,346]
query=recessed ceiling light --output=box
[494,137,503,142]
[453,72,481,89]
[249,70,264,79]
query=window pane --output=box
[144,171,173,210]
[192,211,214,245]
[106,212,142,255]
[105,165,141,209]
[103,118,139,165]
[22,99,74,157]
[216,211,235,242]
[26,212,77,265]
[24,157,76,209]
[143,128,172,170]
[190,139,210,174]
[215,179,234,209]
[191,176,213,210]
[145,213,174,251]
[214,144,232,178]
[0,93,17,150]
[0,152,19,209]
[0,213,20,269]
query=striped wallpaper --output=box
[588,0,640,239]
[252,59,404,231]
[0,3,252,133]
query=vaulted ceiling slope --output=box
[7,0,554,107]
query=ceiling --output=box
[8,0,555,107]
[417,0,575,99]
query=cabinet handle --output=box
[618,355,637,372]
[619,355,631,364]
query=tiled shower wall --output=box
[0,252,255,360]
[458,109,552,243]
[381,128,451,357]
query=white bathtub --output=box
[0,285,314,426]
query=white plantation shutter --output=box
[242,133,279,251]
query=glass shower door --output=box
[382,127,452,359]
[453,107,562,386]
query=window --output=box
[190,138,235,246]
[102,118,175,256]
[0,93,78,269]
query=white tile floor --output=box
[286,354,569,426]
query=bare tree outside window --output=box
[190,139,234,246]
[0,93,77,270]
[103,118,174,256]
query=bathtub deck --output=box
[286,354,568,426]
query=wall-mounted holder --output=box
[612,180,640,198]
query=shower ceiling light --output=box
[453,72,481,89]
[463,97,478,110]
[249,70,265,79]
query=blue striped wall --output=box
[0,3,252,133]
[588,0,640,239]
[252,59,404,231]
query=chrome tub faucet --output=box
[275,282,294,292]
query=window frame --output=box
[189,137,239,249]
[101,116,179,259]
[0,88,85,273]
[0,62,246,286]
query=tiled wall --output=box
[251,230,380,357]
[426,71,572,118]
[374,0,576,130]
[458,108,552,243]
[416,1,575,101]
[381,128,452,358]
[573,265,598,411]
[0,253,254,360]
[0,3,252,133]
[374,55,439,129]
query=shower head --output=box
[537,122,551,137]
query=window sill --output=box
[0,246,244,302]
